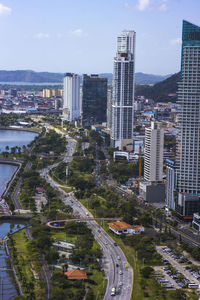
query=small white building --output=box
[192,213,200,232]
[108,221,144,235]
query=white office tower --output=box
[63,73,80,122]
[111,30,136,150]
[144,122,164,183]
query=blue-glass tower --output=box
[176,20,200,218]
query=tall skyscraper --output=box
[63,73,80,122]
[144,121,164,183]
[111,30,136,150]
[82,74,107,127]
[176,21,200,218]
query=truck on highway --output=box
[111,287,116,296]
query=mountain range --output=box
[0,70,172,85]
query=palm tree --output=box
[22,145,27,152]
[5,145,9,151]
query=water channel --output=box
[0,129,38,153]
[0,129,38,299]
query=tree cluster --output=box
[126,235,162,265]
[34,130,66,154]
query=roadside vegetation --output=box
[108,160,143,184]
[50,221,106,300]
[34,129,67,155]
[101,221,197,300]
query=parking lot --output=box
[156,246,200,290]
[154,266,178,289]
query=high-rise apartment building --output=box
[140,121,165,203]
[176,20,200,218]
[82,74,107,127]
[111,30,136,150]
[63,73,80,122]
[144,121,164,183]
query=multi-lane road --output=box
[40,135,133,300]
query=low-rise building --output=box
[64,269,88,280]
[192,213,200,231]
[108,221,144,235]
[52,241,75,252]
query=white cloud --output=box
[136,0,168,11]
[34,33,50,39]
[0,3,11,15]
[56,33,63,39]
[159,3,167,11]
[170,38,181,45]
[70,28,87,37]
[124,2,130,8]
[136,0,150,11]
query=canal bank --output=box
[0,159,22,199]
[0,129,38,299]
[0,126,41,134]
[0,222,26,299]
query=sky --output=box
[0,0,199,75]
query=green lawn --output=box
[60,186,74,193]
[11,230,33,282]
[87,269,107,300]
[50,230,77,243]
[9,229,46,299]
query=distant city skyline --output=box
[0,0,199,74]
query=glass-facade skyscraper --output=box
[111,30,136,150]
[82,74,107,127]
[176,20,200,218]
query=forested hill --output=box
[135,72,180,102]
[0,70,171,85]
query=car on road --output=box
[119,270,123,275]
[117,256,121,260]
[114,242,117,246]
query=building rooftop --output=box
[64,269,88,280]
[108,221,133,231]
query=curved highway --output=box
[40,134,133,300]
